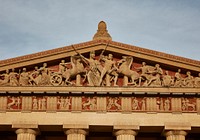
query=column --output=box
[114,123,139,140]
[114,129,137,140]
[12,121,39,140]
[16,128,38,140]
[165,130,187,140]
[164,122,191,140]
[63,123,88,140]
[65,129,87,140]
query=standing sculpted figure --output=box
[9,68,19,86]
[162,71,173,87]
[38,63,51,85]
[58,97,71,110]
[33,98,38,110]
[174,69,183,87]
[0,69,10,86]
[19,68,30,86]
[184,71,194,87]
[164,98,170,111]
[132,97,139,110]
[98,54,118,86]
[64,97,71,110]
[79,51,102,86]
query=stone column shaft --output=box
[165,130,187,140]
[16,129,37,140]
[65,129,87,140]
[115,129,137,140]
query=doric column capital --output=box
[15,128,39,135]
[163,122,190,138]
[114,129,137,136]
[165,130,187,137]
[65,128,88,135]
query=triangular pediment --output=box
[0,39,200,89]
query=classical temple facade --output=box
[0,21,200,140]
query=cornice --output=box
[0,40,103,67]
[0,39,199,70]
[0,86,199,95]
[109,41,200,67]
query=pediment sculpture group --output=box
[0,51,200,87]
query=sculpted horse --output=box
[118,56,140,86]
[62,56,86,85]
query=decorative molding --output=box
[114,129,138,136]
[0,87,200,94]
[164,130,187,137]
[0,39,199,69]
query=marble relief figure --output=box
[79,51,102,86]
[98,54,118,86]
[19,68,30,86]
[194,73,200,87]
[0,69,10,86]
[117,56,140,86]
[9,68,19,86]
[0,51,199,87]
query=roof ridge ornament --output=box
[93,21,112,41]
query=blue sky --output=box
[0,0,200,60]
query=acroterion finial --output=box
[93,21,112,41]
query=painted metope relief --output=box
[0,96,198,113]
